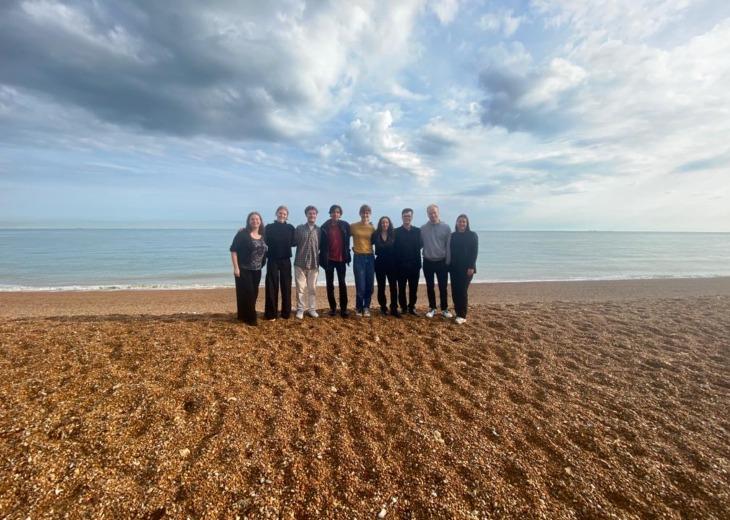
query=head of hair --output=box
[376,216,394,242]
[246,211,265,237]
[275,205,289,216]
[329,204,342,215]
[359,204,372,215]
[304,205,318,215]
[401,208,414,216]
[426,203,439,213]
[455,213,471,232]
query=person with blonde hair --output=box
[264,205,295,320]
[350,204,375,317]
[421,204,453,319]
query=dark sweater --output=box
[264,221,295,259]
[230,230,267,270]
[449,230,478,272]
[393,225,422,269]
[372,231,397,271]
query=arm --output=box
[445,226,452,266]
[231,252,240,277]
[467,232,478,276]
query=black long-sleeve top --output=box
[372,231,397,271]
[264,221,296,259]
[449,230,478,272]
[393,225,422,269]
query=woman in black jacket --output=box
[230,212,268,325]
[372,216,400,317]
[449,214,478,324]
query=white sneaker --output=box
[442,309,453,319]
[455,317,466,325]
[295,310,304,320]
[425,308,436,318]
[363,308,371,317]
[307,309,319,318]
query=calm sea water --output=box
[1,229,729,290]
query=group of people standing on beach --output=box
[229,204,479,327]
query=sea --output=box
[1,227,729,291]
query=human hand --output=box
[234,268,241,278]
[466,268,475,277]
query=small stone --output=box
[112,383,122,391]
[331,386,338,393]
[564,467,572,476]
[433,430,444,443]
[179,448,190,458]
[378,507,387,518]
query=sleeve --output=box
[445,226,452,265]
[229,231,241,253]
[469,232,479,271]
[289,224,296,247]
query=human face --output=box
[427,206,440,224]
[330,208,341,222]
[381,218,389,231]
[248,214,262,232]
[456,216,468,232]
[306,209,318,224]
[360,210,371,224]
[401,211,413,229]
[276,208,288,223]
[402,211,413,228]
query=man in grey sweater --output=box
[421,204,453,318]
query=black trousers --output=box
[375,262,398,311]
[423,258,449,310]
[397,264,420,311]
[264,258,292,319]
[450,268,473,318]
[324,261,348,311]
[235,269,261,325]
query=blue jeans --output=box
[353,254,374,311]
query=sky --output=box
[1,0,729,231]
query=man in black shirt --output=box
[394,208,422,315]
[264,205,296,320]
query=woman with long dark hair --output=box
[230,211,268,325]
[449,214,478,324]
[372,216,400,317]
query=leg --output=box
[436,261,449,311]
[463,273,472,319]
[325,265,336,311]
[279,258,292,318]
[364,255,375,310]
[397,269,408,311]
[294,266,307,312]
[234,275,246,320]
[239,270,258,325]
[306,268,318,311]
[264,259,279,319]
[387,269,398,313]
[353,255,364,311]
[251,269,262,317]
[423,259,436,309]
[375,263,387,311]
[408,266,420,310]
[336,262,348,311]
[451,269,466,318]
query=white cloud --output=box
[477,10,524,36]
[430,0,460,25]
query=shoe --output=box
[295,310,304,320]
[328,309,337,317]
[340,309,350,318]
[455,317,466,325]
[380,307,388,316]
[442,309,453,319]
[307,309,319,318]
[354,308,363,317]
[390,309,401,318]
[363,308,371,318]
[264,315,277,321]
[408,308,418,316]
[425,308,436,318]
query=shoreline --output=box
[2,276,729,319]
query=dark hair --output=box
[329,204,342,215]
[376,216,394,243]
[401,208,414,216]
[245,211,265,237]
[359,204,372,214]
[455,214,471,232]
[304,205,318,215]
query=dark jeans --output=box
[375,262,398,311]
[235,269,261,325]
[324,261,348,311]
[450,268,473,318]
[397,264,420,311]
[264,258,292,319]
[423,258,448,311]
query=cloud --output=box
[0,0,425,141]
[477,10,523,37]
[429,0,460,25]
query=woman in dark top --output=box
[264,206,296,320]
[449,214,478,324]
[230,212,268,325]
[372,216,400,317]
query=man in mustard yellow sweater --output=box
[350,204,375,316]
